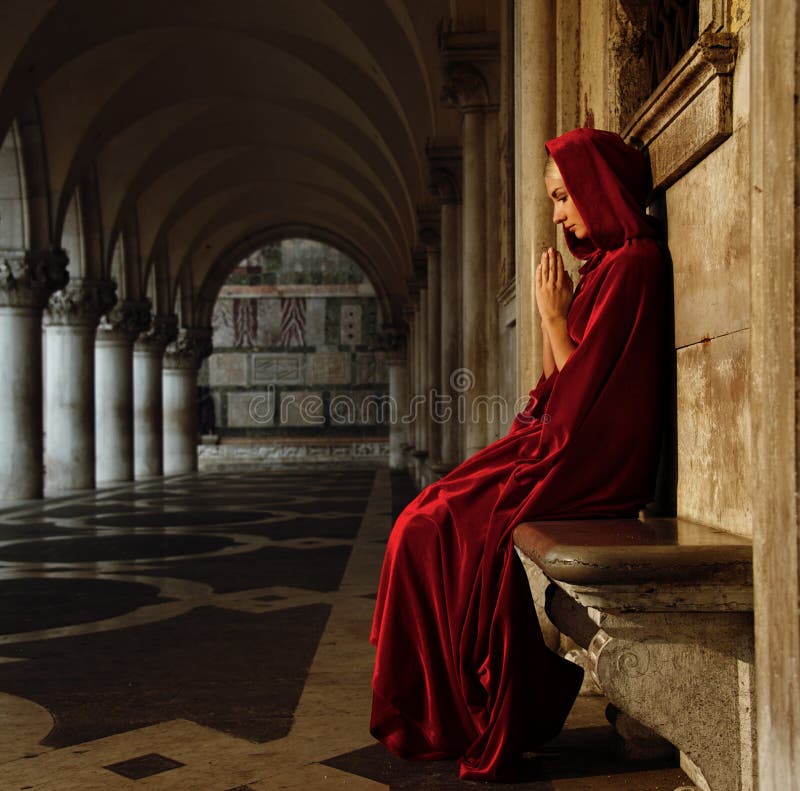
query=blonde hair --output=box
[543,154,562,180]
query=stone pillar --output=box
[462,109,488,459]
[133,315,176,479]
[417,282,428,456]
[388,361,409,469]
[401,305,415,459]
[44,279,116,492]
[750,0,800,787]
[419,208,443,469]
[95,300,151,484]
[440,201,462,466]
[484,109,501,443]
[514,0,556,397]
[406,278,424,462]
[441,33,499,459]
[162,328,212,476]
[383,328,409,471]
[0,249,68,499]
[428,152,463,471]
[425,247,442,465]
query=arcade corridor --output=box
[0,0,796,787]
[0,466,692,790]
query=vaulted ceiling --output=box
[0,0,498,326]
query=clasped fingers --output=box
[535,247,574,321]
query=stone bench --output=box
[512,516,754,791]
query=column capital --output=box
[164,327,213,370]
[97,298,152,343]
[44,278,117,327]
[405,276,420,304]
[0,248,69,309]
[427,160,462,204]
[378,324,407,361]
[417,205,441,250]
[136,313,179,354]
[439,31,500,112]
[412,248,428,283]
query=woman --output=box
[369,127,669,781]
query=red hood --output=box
[545,128,657,271]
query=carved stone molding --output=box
[412,249,428,283]
[44,278,117,327]
[440,31,500,113]
[441,62,496,113]
[427,143,463,204]
[97,298,152,342]
[417,206,441,250]
[428,168,462,205]
[587,611,755,791]
[405,277,420,305]
[378,324,407,361]
[135,314,179,354]
[623,31,738,190]
[0,248,69,309]
[164,327,214,371]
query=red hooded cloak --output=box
[369,127,669,781]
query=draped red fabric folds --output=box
[369,128,670,781]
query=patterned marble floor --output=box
[0,466,693,790]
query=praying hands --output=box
[535,246,577,375]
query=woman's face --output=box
[544,175,588,239]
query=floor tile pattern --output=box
[0,465,694,789]
[104,752,185,779]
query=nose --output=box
[552,204,564,225]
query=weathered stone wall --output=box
[200,239,389,438]
[548,0,753,535]
[667,12,752,537]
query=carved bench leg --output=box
[587,611,756,791]
[605,702,677,761]
[515,550,562,651]
[544,582,598,649]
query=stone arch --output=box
[195,224,395,332]
[0,120,28,250]
[60,189,85,277]
[13,97,55,251]
[117,208,146,300]
[74,162,107,279]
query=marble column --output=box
[461,108,489,458]
[428,153,463,471]
[133,315,177,479]
[405,283,422,462]
[163,328,212,476]
[483,109,501,444]
[441,40,499,459]
[514,0,556,399]
[387,333,409,470]
[415,285,428,461]
[95,300,151,484]
[0,249,68,499]
[401,305,415,461]
[44,279,116,492]
[750,0,800,787]
[439,200,461,467]
[424,243,442,468]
